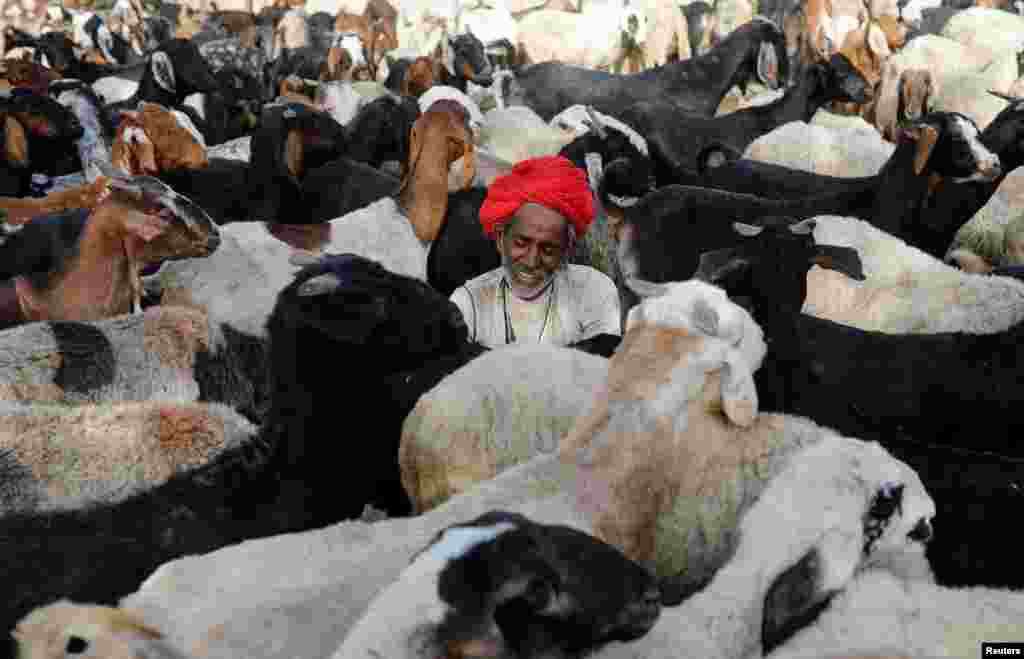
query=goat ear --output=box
[732,222,763,237]
[151,51,176,94]
[398,123,423,193]
[756,41,780,88]
[811,245,865,281]
[2,114,29,168]
[694,247,749,284]
[761,547,839,656]
[625,277,670,299]
[898,122,939,175]
[296,272,343,297]
[284,128,304,179]
[460,141,476,192]
[718,343,759,427]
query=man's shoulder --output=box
[564,264,616,291]
[460,267,505,292]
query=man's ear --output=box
[495,228,506,256]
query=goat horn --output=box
[584,105,608,139]
[988,89,1024,102]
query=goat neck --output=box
[868,134,937,242]
[17,193,143,322]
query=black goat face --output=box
[982,95,1024,172]
[826,52,869,104]
[425,512,661,659]
[448,31,493,86]
[3,91,83,141]
[907,112,1001,183]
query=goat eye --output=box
[65,636,88,654]
[869,483,904,519]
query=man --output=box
[451,155,622,355]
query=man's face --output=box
[497,203,567,299]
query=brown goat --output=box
[111,103,208,176]
[0,59,61,96]
[4,174,220,329]
[401,56,437,98]
[399,107,476,242]
[0,177,109,225]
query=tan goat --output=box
[111,103,208,176]
[1,171,219,329]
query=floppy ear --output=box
[151,51,176,94]
[461,139,475,192]
[761,547,839,655]
[397,123,423,193]
[296,272,343,297]
[694,247,750,283]
[716,341,759,427]
[625,277,670,299]
[811,245,865,280]
[757,40,780,87]
[284,127,304,178]
[897,122,939,175]
[2,113,29,168]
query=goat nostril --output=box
[908,518,933,542]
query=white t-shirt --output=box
[451,264,621,348]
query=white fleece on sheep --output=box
[154,198,433,340]
[587,436,934,659]
[764,569,1024,659]
[0,401,255,514]
[926,50,1017,130]
[334,520,522,659]
[941,7,1024,61]
[946,167,1024,269]
[324,197,433,283]
[476,105,576,164]
[805,214,1024,333]
[122,453,591,659]
[744,120,894,177]
[150,221,308,338]
[0,306,226,407]
[400,344,609,512]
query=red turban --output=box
[479,155,595,239]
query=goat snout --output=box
[907,517,933,543]
[204,232,221,252]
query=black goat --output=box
[513,18,788,121]
[691,223,1024,590]
[623,52,869,183]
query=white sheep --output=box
[795,214,1024,334]
[476,104,576,164]
[0,305,256,411]
[945,167,1024,271]
[941,7,1024,60]
[399,343,609,513]
[516,0,650,72]
[338,273,936,658]
[744,120,894,177]
[871,34,1014,133]
[0,400,256,513]
[764,569,1024,659]
[580,434,934,659]
[115,283,908,658]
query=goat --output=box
[694,222,1024,589]
[1,170,219,329]
[512,17,788,121]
